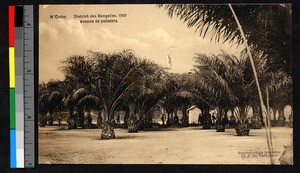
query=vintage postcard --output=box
[38,4,292,164]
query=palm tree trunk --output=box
[40,113,47,127]
[97,110,102,128]
[101,122,115,139]
[101,111,115,140]
[216,107,225,132]
[127,103,139,132]
[224,107,228,124]
[136,103,146,130]
[182,103,189,127]
[145,111,152,128]
[229,4,274,164]
[277,108,286,126]
[272,108,277,121]
[202,106,211,129]
[48,110,54,126]
[235,105,250,136]
[167,112,171,125]
[84,109,92,129]
[182,107,189,127]
[77,108,85,127]
[99,106,116,139]
[127,114,139,133]
[229,108,237,128]
[67,108,77,129]
[124,109,129,127]
[239,105,247,123]
[252,105,263,129]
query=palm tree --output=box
[63,94,77,129]
[72,88,88,127]
[38,81,64,126]
[137,65,167,129]
[161,73,180,126]
[158,4,291,75]
[193,53,237,130]
[77,94,101,128]
[125,88,165,131]
[47,91,63,126]
[61,55,95,89]
[122,61,166,132]
[160,73,195,127]
[65,87,99,129]
[194,53,256,135]
[248,53,292,127]
[38,83,49,127]
[60,55,96,128]
[91,50,164,139]
[264,70,292,127]
[174,73,197,127]
[54,78,81,129]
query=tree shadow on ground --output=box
[179,126,218,131]
[141,126,178,132]
[115,135,146,139]
[218,131,260,137]
[93,135,146,140]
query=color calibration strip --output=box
[9,5,35,168]
[9,5,17,168]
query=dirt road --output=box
[39,126,292,164]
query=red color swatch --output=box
[9,6,15,47]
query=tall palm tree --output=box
[38,80,64,126]
[77,94,101,129]
[91,50,164,139]
[158,4,291,75]
[264,70,292,127]
[194,53,255,134]
[122,60,166,132]
[47,91,63,126]
[38,83,49,127]
[248,52,292,127]
[161,73,181,125]
[72,88,88,127]
[61,55,95,89]
[174,73,198,127]
[61,55,96,128]
[193,53,237,130]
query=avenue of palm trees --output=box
[39,4,292,142]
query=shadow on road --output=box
[141,126,178,132]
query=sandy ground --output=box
[39,124,292,164]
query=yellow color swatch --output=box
[9,47,15,88]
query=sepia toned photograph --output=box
[38,4,292,164]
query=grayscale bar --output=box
[15,24,25,169]
[23,5,35,168]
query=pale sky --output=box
[39,5,242,83]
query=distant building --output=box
[187,106,201,124]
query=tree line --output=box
[39,4,292,139]
[39,49,292,138]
